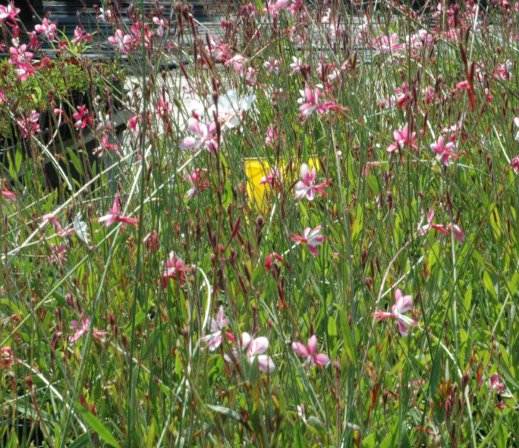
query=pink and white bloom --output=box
[16,110,40,138]
[418,209,465,243]
[41,213,74,237]
[292,335,330,367]
[94,133,120,157]
[387,124,417,153]
[489,373,506,394]
[152,16,166,37]
[225,54,247,75]
[185,168,209,198]
[1,186,16,201]
[240,332,275,373]
[265,125,279,146]
[34,18,58,41]
[108,29,133,54]
[260,166,283,189]
[291,225,325,256]
[298,85,344,120]
[373,289,417,336]
[180,117,219,153]
[266,0,291,17]
[294,163,329,201]
[98,192,139,227]
[372,33,404,54]
[200,306,229,351]
[161,252,191,288]
[493,61,512,81]
[69,317,107,344]
[73,105,93,130]
[72,26,93,44]
[430,136,457,166]
[263,58,280,75]
[289,56,304,74]
[0,2,19,23]
[69,317,91,343]
[511,156,519,174]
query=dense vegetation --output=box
[1,1,518,446]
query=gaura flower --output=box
[99,192,139,227]
[387,124,417,153]
[0,346,15,369]
[373,289,417,336]
[161,252,191,288]
[294,163,330,201]
[430,136,457,166]
[292,334,330,367]
[200,306,229,351]
[244,157,321,210]
[291,225,325,256]
[240,332,275,373]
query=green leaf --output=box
[482,271,497,299]
[76,407,121,448]
[328,315,337,337]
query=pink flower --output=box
[294,163,329,201]
[493,61,512,81]
[0,2,20,23]
[161,252,191,288]
[72,26,93,44]
[431,136,457,166]
[265,125,279,146]
[263,58,280,75]
[418,209,464,242]
[264,252,284,272]
[289,56,304,74]
[298,85,344,120]
[94,133,120,157]
[1,186,16,201]
[291,225,325,256]
[127,115,139,135]
[0,346,15,369]
[260,166,283,189]
[156,95,172,118]
[152,16,166,37]
[200,306,229,351]
[394,82,412,109]
[98,192,139,227]
[185,168,209,199]
[266,0,291,17]
[108,29,133,54]
[180,117,219,153]
[69,317,107,344]
[240,332,275,373]
[34,18,57,41]
[16,110,40,138]
[73,105,93,130]
[69,317,91,343]
[489,373,506,393]
[387,124,417,153]
[292,335,330,367]
[9,44,35,80]
[511,156,519,174]
[225,54,247,75]
[41,213,74,237]
[373,289,417,336]
[372,33,404,54]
